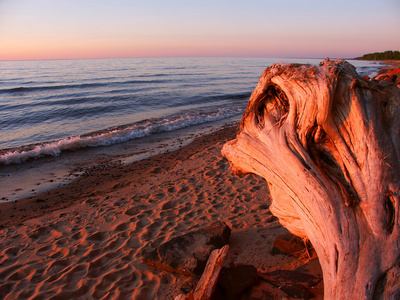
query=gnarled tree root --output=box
[222,59,400,299]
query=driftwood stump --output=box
[175,245,229,300]
[222,59,400,299]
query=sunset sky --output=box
[0,0,399,61]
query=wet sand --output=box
[3,60,399,299]
[0,123,323,299]
[376,60,400,74]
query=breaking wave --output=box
[0,105,244,165]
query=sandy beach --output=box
[0,123,324,299]
[2,60,399,299]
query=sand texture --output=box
[0,125,323,299]
[2,60,399,299]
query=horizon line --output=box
[0,55,357,62]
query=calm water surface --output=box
[0,57,383,201]
[0,57,381,165]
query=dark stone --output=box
[388,68,400,77]
[271,232,315,259]
[180,277,198,295]
[161,200,175,210]
[383,75,396,82]
[217,265,260,300]
[278,282,314,299]
[375,68,400,84]
[265,215,278,223]
[143,221,231,276]
[260,269,321,300]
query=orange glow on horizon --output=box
[0,0,399,61]
[0,36,379,61]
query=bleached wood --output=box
[193,245,229,300]
[175,245,229,300]
[222,59,400,299]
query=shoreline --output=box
[1,59,398,299]
[374,60,400,75]
[0,122,324,299]
[0,116,242,203]
[0,123,240,228]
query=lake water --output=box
[0,57,383,200]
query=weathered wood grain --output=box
[222,59,400,299]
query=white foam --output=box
[0,106,245,165]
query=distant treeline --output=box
[355,50,400,60]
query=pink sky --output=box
[0,0,399,60]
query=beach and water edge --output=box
[1,118,326,299]
[1,59,399,299]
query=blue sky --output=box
[0,0,399,60]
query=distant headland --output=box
[355,50,400,60]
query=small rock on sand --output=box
[143,220,231,276]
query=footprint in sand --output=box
[87,253,117,278]
[94,264,136,293]
[125,205,148,216]
[250,185,262,192]
[35,244,54,256]
[28,226,52,241]
[49,247,69,260]
[141,221,162,240]
[114,221,136,232]
[167,186,176,193]
[41,263,90,298]
[1,247,21,262]
[126,236,141,249]
[7,264,42,282]
[103,236,126,252]
[86,231,110,244]
[0,264,23,281]
[136,216,151,229]
[44,259,72,278]
[161,200,176,210]
[70,229,86,240]
[62,263,89,290]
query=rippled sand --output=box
[0,125,323,299]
